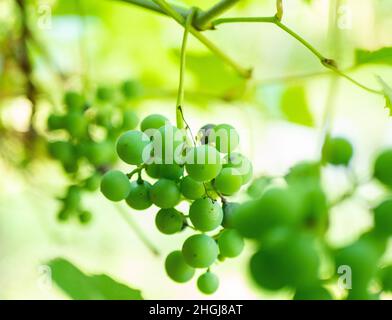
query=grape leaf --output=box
[47,258,143,300]
[355,47,392,66]
[378,77,392,116]
[280,86,314,127]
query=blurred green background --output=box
[0,0,391,299]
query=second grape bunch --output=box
[100,113,253,294]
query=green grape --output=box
[122,110,139,130]
[141,114,169,132]
[189,198,223,232]
[84,173,101,191]
[47,114,65,131]
[121,80,142,99]
[322,136,353,166]
[380,266,392,292]
[373,199,392,237]
[85,141,115,167]
[48,141,75,164]
[159,163,184,180]
[185,145,222,182]
[63,161,79,174]
[198,124,215,145]
[180,176,205,200]
[149,179,181,209]
[374,149,392,188]
[100,170,131,202]
[95,106,114,127]
[197,272,219,295]
[182,234,219,268]
[165,251,195,283]
[233,188,301,239]
[116,130,152,165]
[57,208,71,222]
[285,161,321,185]
[96,86,115,101]
[223,153,253,184]
[145,163,161,179]
[64,91,85,111]
[221,202,240,228]
[212,124,239,153]
[334,239,380,291]
[294,285,332,300]
[64,186,81,211]
[214,167,242,196]
[246,177,271,199]
[152,125,185,163]
[64,112,88,138]
[218,229,244,258]
[126,181,152,210]
[155,208,185,234]
[78,210,92,224]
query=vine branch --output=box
[194,0,240,30]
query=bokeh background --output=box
[0,0,391,299]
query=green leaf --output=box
[279,86,314,127]
[355,47,392,66]
[47,258,143,300]
[378,77,392,115]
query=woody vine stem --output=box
[119,0,384,96]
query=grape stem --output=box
[127,164,145,179]
[114,204,160,256]
[176,8,195,129]
[193,0,240,30]
[211,16,383,95]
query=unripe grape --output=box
[84,173,101,191]
[155,208,185,234]
[48,141,75,164]
[78,210,92,224]
[64,112,88,139]
[64,91,85,111]
[159,163,184,180]
[189,198,223,232]
[198,124,215,145]
[122,110,139,130]
[182,234,218,268]
[322,136,353,166]
[185,145,222,182]
[374,149,392,188]
[373,199,392,237]
[180,176,205,200]
[221,202,240,228]
[145,163,161,179]
[212,124,239,153]
[57,208,71,222]
[214,167,242,196]
[294,285,332,300]
[223,153,253,184]
[165,251,195,283]
[285,161,321,185]
[141,114,169,131]
[100,170,131,201]
[116,130,151,165]
[64,186,81,211]
[149,179,181,208]
[121,80,142,99]
[218,229,244,258]
[47,114,65,131]
[96,86,115,101]
[334,239,380,291]
[380,266,392,292]
[85,141,115,167]
[152,125,185,163]
[247,177,271,199]
[197,272,219,295]
[126,181,152,210]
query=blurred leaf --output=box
[378,77,392,116]
[48,258,143,300]
[279,86,314,127]
[355,47,392,66]
[184,52,247,101]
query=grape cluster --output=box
[233,136,392,300]
[100,115,253,294]
[46,80,141,224]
